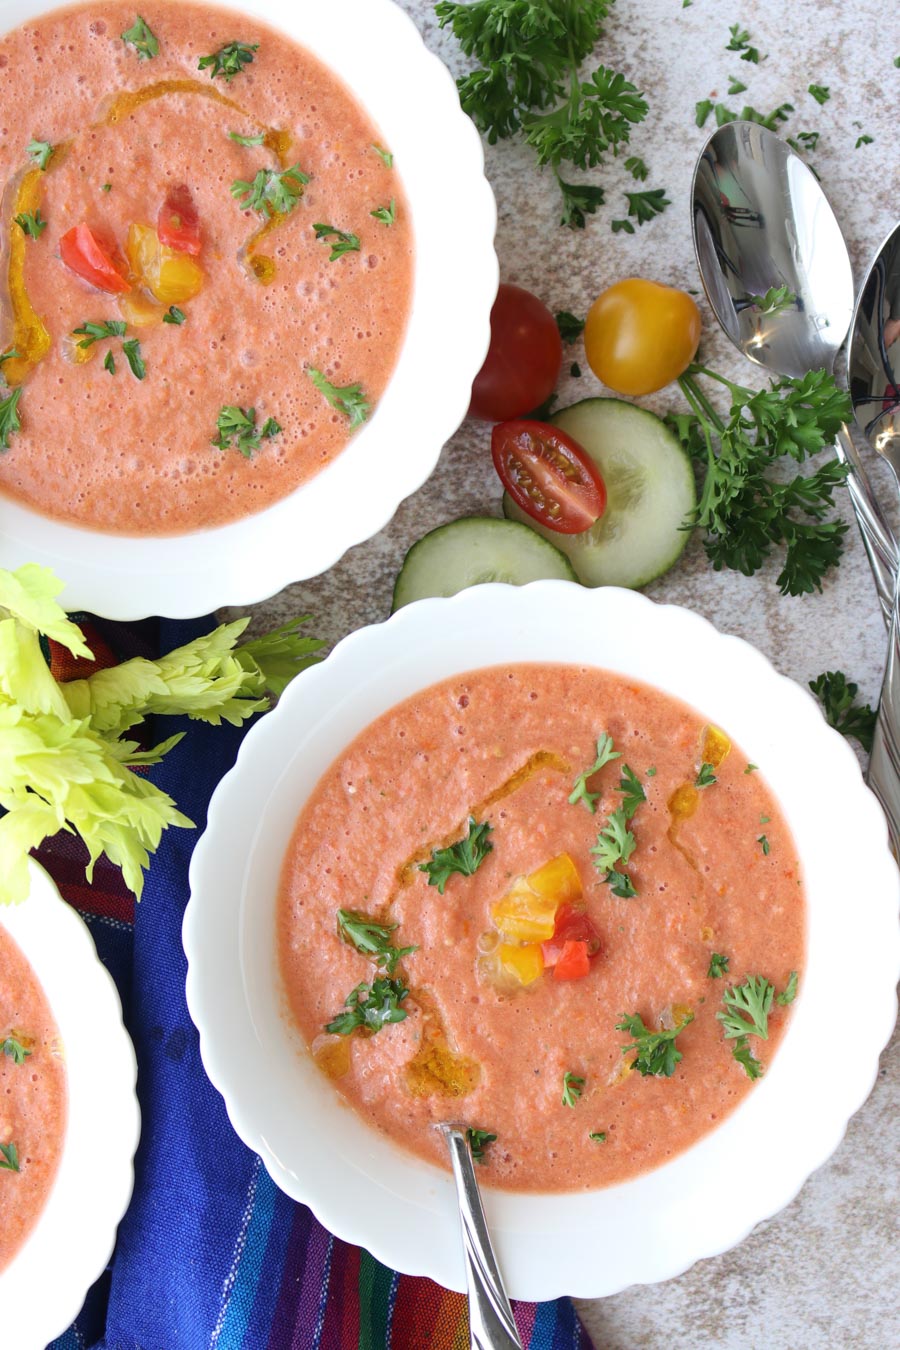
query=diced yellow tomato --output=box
[491,877,559,942]
[527,853,582,905]
[496,942,544,986]
[126,222,203,305]
[118,290,166,327]
[701,724,731,769]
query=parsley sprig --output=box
[0,387,23,450]
[435,1,648,229]
[561,1070,585,1106]
[73,320,127,348]
[211,406,281,458]
[313,223,361,260]
[419,817,493,894]
[671,364,852,596]
[26,138,53,170]
[0,1141,20,1172]
[707,952,730,979]
[231,163,309,218]
[466,1127,497,1162]
[748,285,797,316]
[695,762,716,788]
[809,670,876,753]
[370,199,396,227]
[717,975,774,1040]
[569,731,620,811]
[122,15,158,60]
[336,910,417,975]
[199,41,258,82]
[617,1010,693,1077]
[306,368,370,429]
[15,210,46,239]
[1,1034,30,1065]
[325,977,409,1036]
[555,310,585,343]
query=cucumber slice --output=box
[503,398,697,588]
[391,516,577,612]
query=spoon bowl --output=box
[848,220,900,472]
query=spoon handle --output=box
[834,424,898,627]
[440,1125,524,1350]
[867,568,900,855]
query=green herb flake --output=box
[707,952,730,979]
[618,765,646,818]
[313,222,361,260]
[777,970,799,1006]
[73,320,127,349]
[370,198,396,226]
[211,405,281,458]
[695,762,716,788]
[589,1130,607,1142]
[717,975,774,1040]
[562,1071,585,1107]
[0,387,23,450]
[646,766,657,776]
[744,763,758,774]
[1,1035,30,1065]
[558,180,606,230]
[231,163,309,218]
[732,1034,764,1079]
[0,1141,20,1172]
[122,15,159,60]
[101,183,112,193]
[808,83,830,105]
[756,833,770,855]
[103,349,116,375]
[26,138,53,170]
[607,868,637,899]
[695,98,715,127]
[229,130,266,147]
[306,367,370,429]
[336,910,417,975]
[855,134,874,148]
[624,154,649,181]
[617,1010,694,1077]
[372,144,393,168]
[324,976,409,1036]
[199,40,259,82]
[14,210,47,239]
[625,188,670,224]
[122,338,145,381]
[466,1127,496,1162]
[611,218,635,234]
[748,284,796,316]
[419,816,493,894]
[163,306,186,325]
[728,76,748,95]
[570,361,581,378]
[809,670,876,752]
[555,310,585,343]
[569,732,620,812]
[590,807,636,874]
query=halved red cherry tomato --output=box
[59,223,130,294]
[469,283,562,421]
[553,940,591,981]
[491,419,607,534]
[158,184,201,256]
[542,904,601,974]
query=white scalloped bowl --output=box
[0,861,140,1349]
[184,583,900,1300]
[0,0,497,619]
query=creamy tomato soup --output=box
[0,1,413,533]
[0,924,67,1270]
[278,664,805,1192]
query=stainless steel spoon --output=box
[848,221,900,850]
[438,1124,523,1350]
[691,120,898,622]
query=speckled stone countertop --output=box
[226,1,900,1343]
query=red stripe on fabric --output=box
[48,624,118,681]
[35,833,135,924]
[514,1300,538,1344]
[339,1241,361,1348]
[388,1275,467,1350]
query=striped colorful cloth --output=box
[34,616,593,1350]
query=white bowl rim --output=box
[0,860,141,1348]
[0,0,498,620]
[184,582,900,1300]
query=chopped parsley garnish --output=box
[324,977,409,1036]
[732,1035,763,1079]
[121,15,159,60]
[466,1127,497,1162]
[695,99,715,127]
[163,306,186,325]
[646,766,657,776]
[229,130,266,147]
[0,349,19,366]
[617,765,646,818]
[611,218,634,234]
[788,129,821,153]
[199,40,259,82]
[590,807,636,874]
[419,816,493,894]
[808,83,830,105]
[695,762,716,788]
[617,1010,693,1077]
[808,670,876,753]
[555,310,585,343]
[727,75,748,95]
[14,210,46,239]
[570,362,581,378]
[1,1035,30,1065]
[73,320,127,348]
[103,350,115,375]
[313,223,361,260]
[569,732,620,812]
[777,971,799,1006]
[624,155,649,181]
[855,134,873,149]
[26,138,53,170]
[744,763,758,774]
[707,952,730,979]
[211,405,281,458]
[717,975,774,1040]
[607,869,637,899]
[757,834,770,855]
[558,180,607,230]
[589,1131,607,1143]
[306,367,370,429]
[336,910,417,975]
[372,144,393,168]
[101,183,112,193]
[625,187,670,225]
[0,1141,20,1172]
[122,339,145,381]
[748,285,796,316]
[231,163,309,218]
[370,198,396,226]
[561,1071,585,1107]
[725,22,762,62]
[0,388,23,450]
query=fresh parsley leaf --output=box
[732,1034,764,1079]
[569,731,620,811]
[121,15,158,60]
[306,367,370,429]
[0,387,23,449]
[0,1140,20,1172]
[101,183,112,193]
[728,76,748,95]
[646,766,657,776]
[695,762,716,788]
[591,808,636,874]
[419,817,493,894]
[1,1035,30,1065]
[808,83,830,105]
[199,40,259,81]
[103,349,115,375]
[747,285,796,316]
[617,1010,693,1077]
[122,339,145,380]
[555,310,585,343]
[695,98,715,127]
[372,144,393,168]
[557,178,606,229]
[313,222,361,260]
[618,764,646,818]
[14,210,46,239]
[589,1130,607,1142]
[163,306,186,325]
[607,868,637,898]
[611,218,634,234]
[0,349,20,366]
[726,23,762,62]
[757,833,770,855]
[562,1070,585,1107]
[336,910,417,975]
[231,163,309,218]
[570,361,581,378]
[787,129,820,153]
[809,670,877,752]
[211,405,281,457]
[717,975,774,1040]
[708,952,730,979]
[73,320,127,348]
[26,138,53,170]
[466,1127,496,1162]
[625,187,669,224]
[370,199,396,226]
[229,130,265,146]
[744,763,758,774]
[855,133,873,148]
[777,971,799,1006]
[324,977,409,1036]
[624,154,649,181]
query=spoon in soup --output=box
[438,1124,523,1350]
[691,120,898,623]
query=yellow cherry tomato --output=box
[126,223,203,305]
[584,278,701,396]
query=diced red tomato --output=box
[541,904,601,977]
[59,224,130,294]
[552,939,591,981]
[158,184,201,255]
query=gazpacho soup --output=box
[0,1,413,533]
[278,664,805,1192]
[0,923,67,1269]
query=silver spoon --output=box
[438,1124,523,1350]
[848,221,900,850]
[691,120,898,623]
